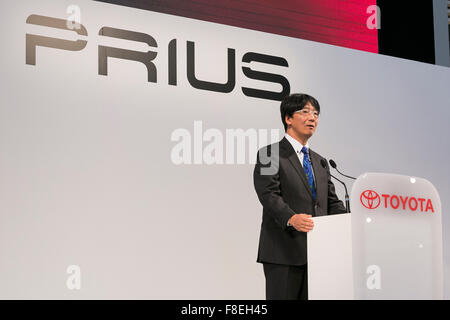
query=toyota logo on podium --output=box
[360,190,381,209]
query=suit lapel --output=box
[309,149,327,205]
[280,138,314,200]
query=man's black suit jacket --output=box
[253,137,346,266]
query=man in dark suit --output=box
[253,93,346,300]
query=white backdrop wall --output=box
[1,0,449,299]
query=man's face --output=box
[285,102,319,141]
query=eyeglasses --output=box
[295,109,319,118]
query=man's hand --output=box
[288,214,314,232]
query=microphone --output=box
[321,159,350,213]
[328,159,356,180]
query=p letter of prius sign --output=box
[26,14,291,101]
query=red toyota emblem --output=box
[360,190,381,209]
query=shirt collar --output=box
[284,133,309,154]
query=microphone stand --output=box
[321,159,351,213]
[330,173,351,213]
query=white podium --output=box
[307,172,443,300]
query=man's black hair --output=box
[280,93,320,131]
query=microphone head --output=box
[329,159,337,169]
[320,159,327,168]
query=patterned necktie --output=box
[301,146,316,200]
